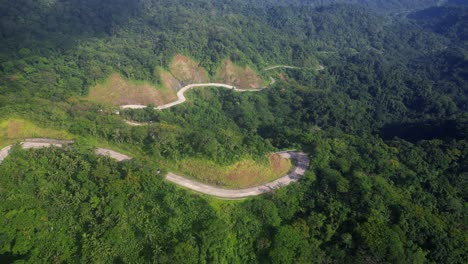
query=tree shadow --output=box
[0,0,141,51]
[380,119,468,142]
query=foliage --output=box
[0,0,467,263]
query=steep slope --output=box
[216,60,264,89]
[169,55,209,84]
[86,74,177,106]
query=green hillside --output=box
[0,1,466,263]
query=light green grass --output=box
[86,73,177,106]
[165,153,292,189]
[0,118,75,148]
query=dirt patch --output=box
[86,74,177,106]
[226,154,291,187]
[216,60,263,89]
[169,54,208,84]
[160,71,183,91]
[0,119,73,145]
[7,120,23,138]
[225,160,265,187]
[278,73,287,82]
[270,153,291,172]
[172,153,292,189]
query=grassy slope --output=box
[86,54,266,107]
[0,118,75,148]
[166,153,292,189]
[169,54,209,84]
[215,59,267,89]
[86,73,177,106]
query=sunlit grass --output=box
[168,153,292,189]
[0,118,74,148]
[86,73,177,106]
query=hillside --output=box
[0,0,467,263]
[239,0,441,12]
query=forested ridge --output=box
[0,0,467,263]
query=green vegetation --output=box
[0,0,467,263]
[1,133,466,263]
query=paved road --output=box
[165,151,310,199]
[124,120,148,126]
[264,65,325,71]
[121,83,265,110]
[0,140,131,164]
[95,148,132,161]
[0,139,72,164]
[121,65,306,111]
[1,140,310,198]
[0,145,12,164]
[264,65,301,71]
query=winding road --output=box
[263,65,301,71]
[120,64,325,111]
[0,139,310,199]
[121,83,265,110]
[166,151,309,199]
[1,65,314,198]
[0,139,130,164]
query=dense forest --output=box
[0,0,467,263]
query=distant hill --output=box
[408,5,468,41]
[236,0,441,12]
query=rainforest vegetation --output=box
[0,0,467,263]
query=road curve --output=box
[121,83,265,110]
[165,151,309,199]
[0,139,131,164]
[264,65,325,71]
[120,64,322,111]
[0,140,73,165]
[264,65,302,71]
[95,148,132,161]
[0,139,310,198]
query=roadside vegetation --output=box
[0,0,466,263]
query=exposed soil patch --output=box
[7,120,22,138]
[270,153,291,172]
[169,54,208,84]
[216,60,263,89]
[87,74,177,106]
[160,70,183,91]
[170,153,292,189]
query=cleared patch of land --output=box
[160,70,183,91]
[86,74,177,106]
[169,54,208,84]
[86,55,269,107]
[0,119,74,147]
[167,153,292,189]
[216,60,264,89]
